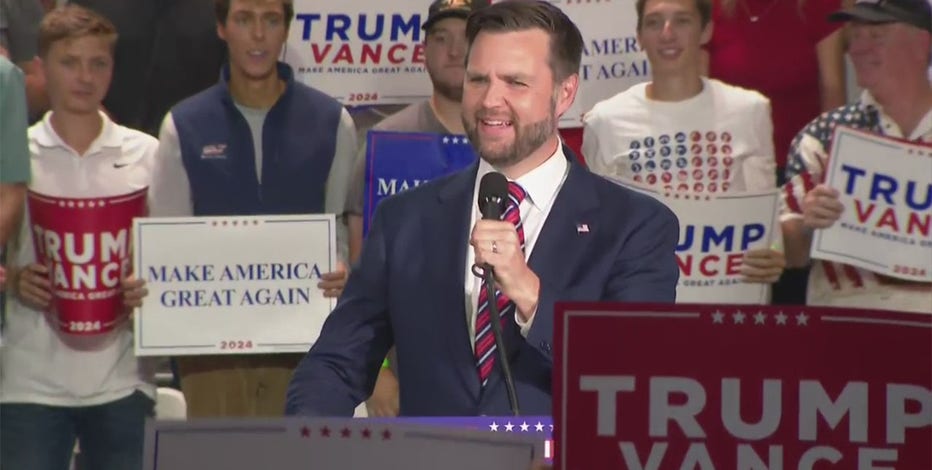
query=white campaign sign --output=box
[133,215,336,356]
[616,180,780,304]
[813,126,932,282]
[284,0,648,127]
[144,418,541,470]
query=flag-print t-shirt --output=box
[582,78,776,194]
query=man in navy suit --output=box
[285,0,680,417]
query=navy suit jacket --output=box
[285,156,679,417]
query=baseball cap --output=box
[828,0,932,32]
[422,0,490,31]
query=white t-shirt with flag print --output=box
[582,77,776,195]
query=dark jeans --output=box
[0,390,154,470]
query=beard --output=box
[463,96,557,168]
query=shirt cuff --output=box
[514,307,537,337]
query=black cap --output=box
[422,0,489,31]
[828,0,932,32]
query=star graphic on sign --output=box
[753,311,766,325]
[442,136,450,143]
[382,429,392,440]
[775,311,788,325]
[300,426,311,438]
[489,422,499,432]
[361,429,371,439]
[733,311,746,324]
[320,426,331,437]
[549,424,554,431]
[535,422,544,432]
[451,137,459,144]
[711,310,725,324]
[341,428,351,438]
[520,422,530,432]
[504,422,514,432]
[796,312,809,326]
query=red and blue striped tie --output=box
[475,181,527,388]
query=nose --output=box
[251,20,266,41]
[479,79,507,110]
[78,62,93,84]
[659,20,675,40]
[449,36,467,59]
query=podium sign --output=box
[144,418,542,470]
[553,303,932,470]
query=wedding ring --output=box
[491,240,499,254]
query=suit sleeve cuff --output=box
[515,307,536,337]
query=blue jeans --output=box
[0,390,154,470]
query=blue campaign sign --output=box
[363,131,477,235]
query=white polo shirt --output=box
[0,111,158,407]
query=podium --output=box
[143,416,549,469]
[553,303,932,469]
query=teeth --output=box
[482,120,510,126]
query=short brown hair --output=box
[215,0,295,25]
[465,0,583,82]
[635,0,712,30]
[38,4,117,58]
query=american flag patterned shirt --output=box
[782,91,932,314]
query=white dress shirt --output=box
[463,143,570,348]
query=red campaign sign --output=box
[27,188,147,334]
[553,303,932,470]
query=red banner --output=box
[27,188,147,334]
[554,303,932,470]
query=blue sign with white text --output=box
[363,131,477,235]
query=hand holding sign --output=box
[317,260,347,298]
[802,184,844,230]
[15,263,53,311]
[740,248,786,284]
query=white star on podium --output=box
[733,311,746,324]
[775,312,788,325]
[535,422,544,432]
[504,422,514,432]
[520,422,529,432]
[451,137,459,144]
[795,312,809,326]
[753,311,766,325]
[489,422,499,432]
[711,311,724,323]
[442,136,450,144]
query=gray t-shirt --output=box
[234,103,268,181]
[346,100,449,215]
[0,0,44,63]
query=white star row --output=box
[711,310,809,326]
[488,421,552,432]
[441,136,469,144]
[57,200,107,208]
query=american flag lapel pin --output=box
[576,223,590,234]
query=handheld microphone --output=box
[475,172,521,416]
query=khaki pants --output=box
[175,354,303,418]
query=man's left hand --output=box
[470,219,540,321]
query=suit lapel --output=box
[428,163,482,398]
[527,161,600,294]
